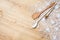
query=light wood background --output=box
[0,0,59,40]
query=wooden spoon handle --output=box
[32,2,56,20]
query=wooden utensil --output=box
[32,2,56,20]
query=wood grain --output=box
[0,0,59,40]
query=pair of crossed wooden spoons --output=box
[32,2,57,28]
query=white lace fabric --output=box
[39,2,60,40]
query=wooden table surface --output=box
[0,0,59,40]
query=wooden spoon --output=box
[32,2,56,20]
